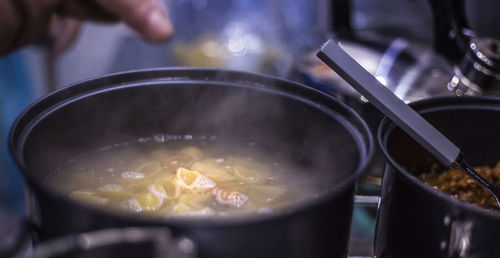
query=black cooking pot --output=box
[375,96,500,258]
[9,68,374,258]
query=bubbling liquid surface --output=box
[47,140,318,218]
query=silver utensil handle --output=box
[354,195,380,208]
[317,40,460,166]
[32,227,196,258]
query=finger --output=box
[94,0,173,42]
[56,0,118,22]
[48,16,81,55]
[2,0,61,54]
[0,0,23,55]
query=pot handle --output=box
[31,227,196,258]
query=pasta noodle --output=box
[190,160,236,182]
[137,161,162,176]
[175,167,216,191]
[234,165,260,183]
[56,144,312,218]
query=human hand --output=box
[0,0,173,56]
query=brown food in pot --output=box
[419,162,500,211]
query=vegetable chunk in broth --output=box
[48,141,316,218]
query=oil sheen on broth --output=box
[48,141,316,218]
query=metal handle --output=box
[354,195,380,208]
[32,227,196,258]
[317,40,461,167]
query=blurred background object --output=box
[49,0,329,87]
[0,48,46,214]
[1,0,500,257]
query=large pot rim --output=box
[9,67,375,228]
[378,96,500,220]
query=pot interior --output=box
[380,97,500,212]
[12,70,372,217]
[383,99,500,174]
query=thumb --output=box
[94,0,173,42]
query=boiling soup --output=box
[47,141,317,218]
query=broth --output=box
[47,140,318,218]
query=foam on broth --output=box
[46,139,319,218]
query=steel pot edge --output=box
[9,68,375,228]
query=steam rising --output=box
[21,71,364,201]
